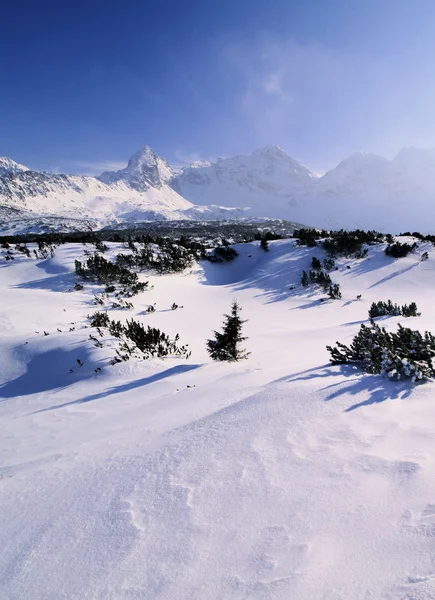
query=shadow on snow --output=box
[31,363,203,413]
[276,363,414,412]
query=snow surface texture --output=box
[3,144,435,232]
[2,238,435,599]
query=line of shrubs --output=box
[368,300,420,319]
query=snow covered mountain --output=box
[172,146,435,232]
[0,147,247,232]
[2,144,435,233]
[0,157,29,178]
[172,144,315,213]
[98,146,175,190]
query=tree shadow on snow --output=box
[368,262,418,289]
[13,272,76,293]
[31,363,203,413]
[0,346,94,399]
[35,257,71,275]
[277,363,414,412]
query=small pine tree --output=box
[301,270,309,287]
[260,238,270,252]
[311,256,322,270]
[323,257,336,271]
[206,300,249,361]
[328,283,342,299]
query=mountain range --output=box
[1,144,435,233]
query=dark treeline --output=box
[0,219,300,245]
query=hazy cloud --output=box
[70,159,127,176]
[173,148,217,165]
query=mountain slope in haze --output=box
[172,144,315,212]
[171,146,435,232]
[289,148,435,231]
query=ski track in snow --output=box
[2,239,435,598]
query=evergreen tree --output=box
[328,283,342,299]
[301,270,309,287]
[311,256,322,270]
[260,237,270,252]
[206,300,249,361]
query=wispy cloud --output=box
[173,148,217,166]
[221,36,347,150]
[69,159,127,176]
[219,32,435,167]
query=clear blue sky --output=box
[3,0,435,174]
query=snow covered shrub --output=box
[208,245,239,263]
[421,252,429,261]
[328,283,342,299]
[75,253,139,287]
[385,241,418,258]
[327,320,435,382]
[89,313,190,359]
[401,302,420,317]
[89,311,110,328]
[293,228,321,247]
[122,320,191,358]
[369,300,401,318]
[323,257,336,271]
[368,300,421,319]
[94,239,108,252]
[207,300,249,361]
[15,244,30,257]
[323,229,383,257]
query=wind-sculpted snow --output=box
[2,238,435,598]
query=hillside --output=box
[2,235,435,598]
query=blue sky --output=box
[2,0,435,174]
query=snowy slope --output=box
[0,157,29,177]
[0,168,193,221]
[2,238,435,598]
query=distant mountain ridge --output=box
[1,144,435,233]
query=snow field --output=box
[1,238,435,599]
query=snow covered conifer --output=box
[206,300,249,361]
